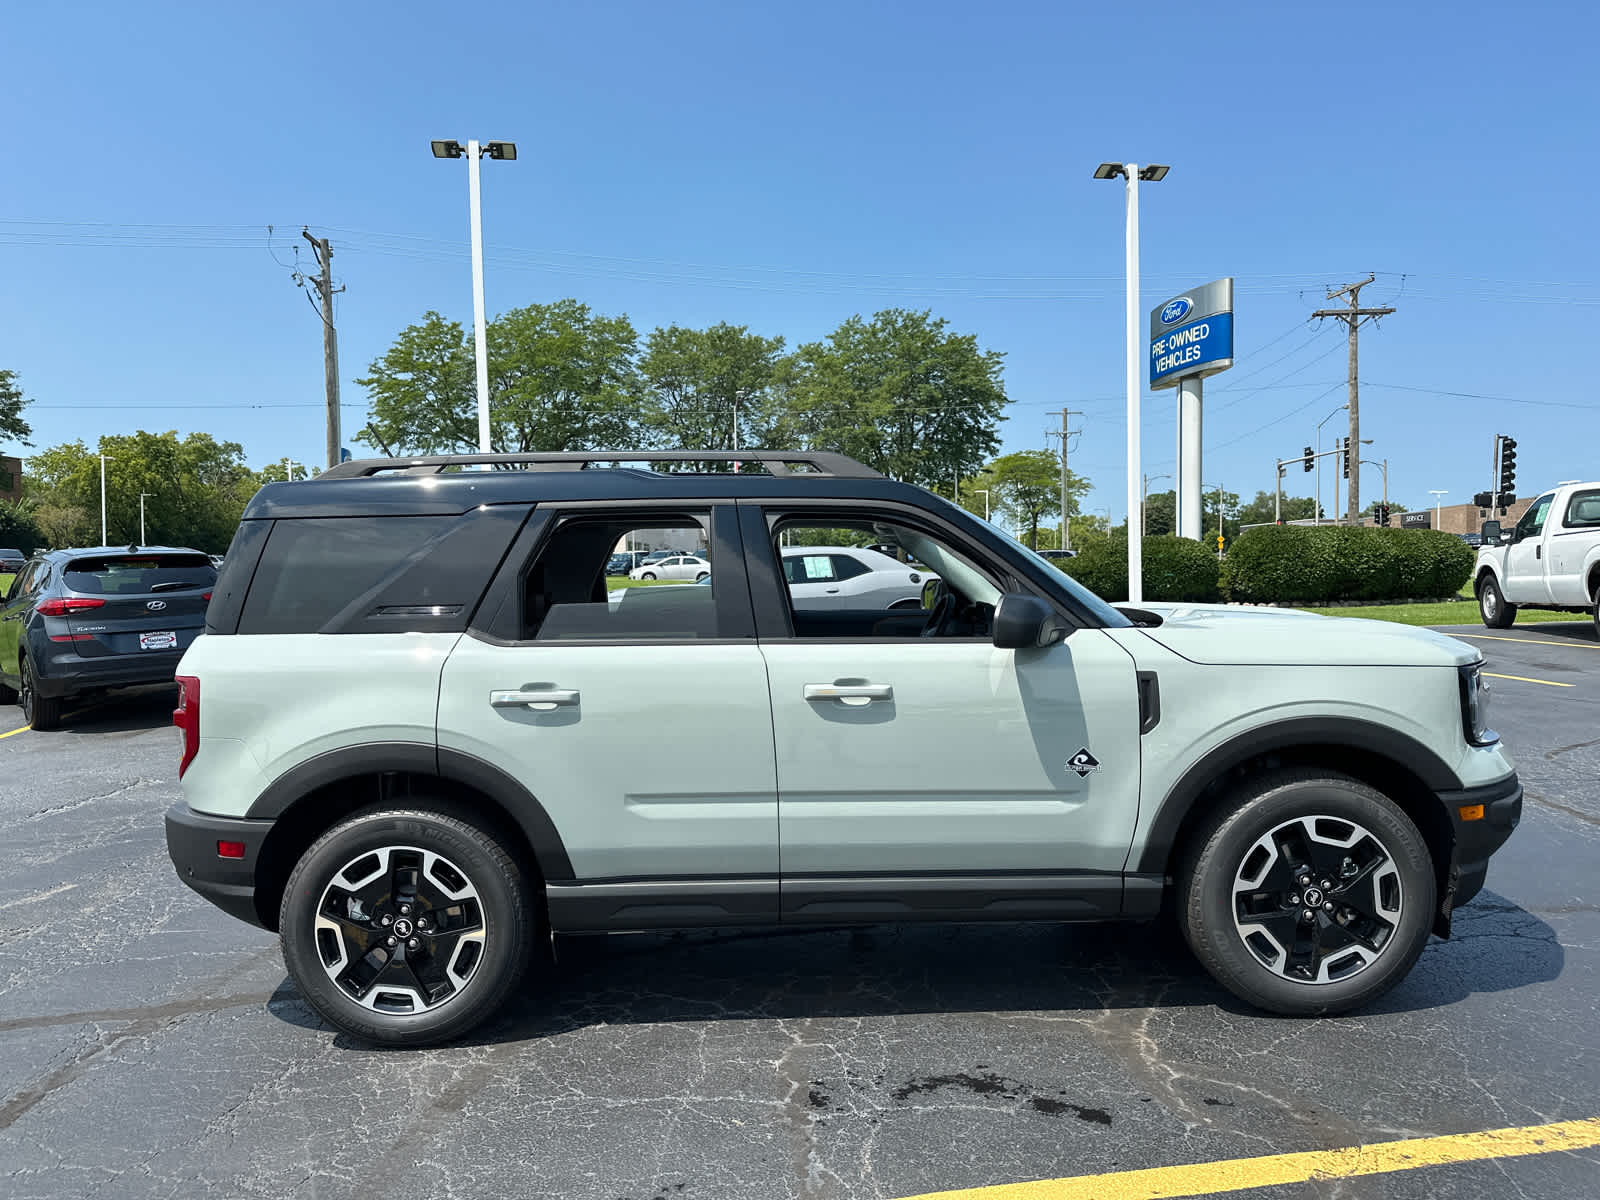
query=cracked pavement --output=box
[1,624,1597,1200]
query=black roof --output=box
[242,451,932,520]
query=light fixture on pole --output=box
[99,454,112,546]
[1095,161,1169,603]
[1429,489,1449,528]
[138,492,153,546]
[432,137,517,455]
[1141,472,1171,537]
[1361,457,1389,521]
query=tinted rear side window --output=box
[65,554,216,595]
[237,506,529,635]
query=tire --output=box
[1178,769,1435,1016]
[1593,600,1599,641]
[19,657,62,731]
[279,804,538,1046]
[1478,575,1516,629]
[640,571,656,580]
[695,572,709,582]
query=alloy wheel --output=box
[1231,815,1403,985]
[313,845,487,1014]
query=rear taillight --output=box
[174,675,200,778]
[37,597,106,617]
[201,592,212,602]
[48,633,96,643]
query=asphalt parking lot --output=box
[1,620,1597,1200]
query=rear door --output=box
[0,560,45,687]
[436,504,780,927]
[61,553,215,659]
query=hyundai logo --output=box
[146,600,167,611]
[1160,297,1193,325]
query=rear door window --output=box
[1563,489,1600,528]
[64,554,215,595]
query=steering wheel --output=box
[920,591,955,638]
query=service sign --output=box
[1400,511,1431,529]
[1149,277,1234,390]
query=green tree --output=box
[1236,489,1317,527]
[640,323,787,450]
[0,498,44,554]
[357,301,647,456]
[788,309,1007,488]
[988,450,1082,549]
[1,368,34,448]
[23,432,258,552]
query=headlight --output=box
[1460,662,1497,746]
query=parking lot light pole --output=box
[975,488,990,521]
[1430,489,1449,528]
[432,139,517,454]
[1361,458,1389,522]
[1095,161,1168,602]
[1315,404,1348,525]
[139,492,153,545]
[99,454,112,546]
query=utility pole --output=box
[301,230,344,470]
[1313,274,1394,524]
[1046,409,1081,550]
[1274,459,1284,523]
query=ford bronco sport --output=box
[165,451,1521,1045]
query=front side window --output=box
[523,513,718,641]
[1517,494,1555,539]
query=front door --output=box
[748,507,1143,920]
[437,505,778,926]
[1505,492,1555,602]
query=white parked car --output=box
[630,554,710,581]
[781,545,938,610]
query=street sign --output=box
[340,446,353,463]
[1149,277,1234,390]
[1399,511,1431,529]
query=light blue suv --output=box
[164,450,1520,1046]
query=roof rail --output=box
[319,450,883,480]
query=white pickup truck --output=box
[1474,481,1600,634]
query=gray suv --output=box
[165,451,1520,1046]
[2,545,216,729]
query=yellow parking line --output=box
[1485,671,1574,688]
[0,724,30,740]
[895,1115,1600,1200]
[1455,633,1600,650]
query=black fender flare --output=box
[246,741,574,881]
[1134,717,1463,874]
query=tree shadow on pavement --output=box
[266,889,1563,1048]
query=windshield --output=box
[923,496,1131,628]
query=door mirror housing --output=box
[1480,520,1501,545]
[992,592,1066,649]
[921,578,944,610]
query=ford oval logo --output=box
[146,600,167,611]
[1160,297,1193,325]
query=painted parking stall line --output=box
[1485,671,1576,689]
[1455,633,1600,651]
[0,724,29,740]
[896,1116,1600,1200]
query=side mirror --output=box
[1480,520,1501,545]
[992,592,1066,650]
[921,578,943,610]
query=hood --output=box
[1136,607,1478,668]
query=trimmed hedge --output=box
[1065,535,1223,603]
[1223,526,1475,604]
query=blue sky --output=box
[3,1,1596,520]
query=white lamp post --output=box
[1430,489,1449,528]
[99,454,112,546]
[1094,162,1169,603]
[1314,404,1348,524]
[432,138,517,455]
[138,492,153,546]
[976,488,991,522]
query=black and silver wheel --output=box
[1478,576,1515,629]
[19,657,61,731]
[640,571,656,580]
[1180,770,1434,1016]
[279,805,536,1046]
[695,571,709,582]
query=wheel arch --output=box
[247,742,573,931]
[1474,563,1501,592]
[1139,719,1460,935]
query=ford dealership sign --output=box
[1149,278,1234,389]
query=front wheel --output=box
[640,571,656,580]
[1478,576,1516,628]
[279,805,537,1046]
[1179,770,1435,1016]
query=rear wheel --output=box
[1478,576,1516,628]
[695,571,709,582]
[1179,769,1435,1016]
[19,657,62,731]
[279,804,537,1046]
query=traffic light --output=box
[1473,491,1494,509]
[1498,436,1517,495]
[1303,446,1314,473]
[1341,438,1350,479]
[1378,502,1390,526]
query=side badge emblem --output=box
[1067,748,1101,778]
